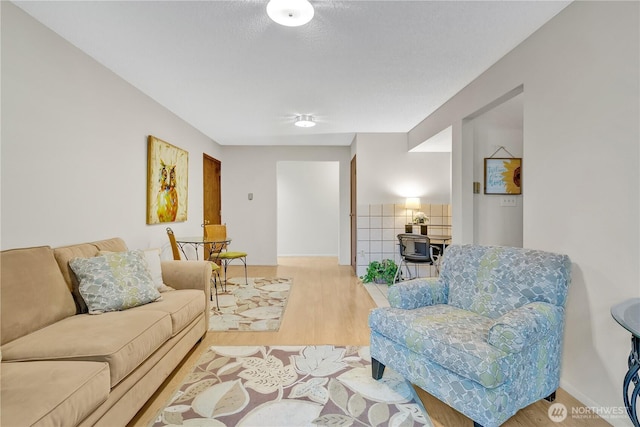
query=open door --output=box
[203,154,221,225]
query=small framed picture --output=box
[484,158,522,195]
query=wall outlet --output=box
[500,196,517,207]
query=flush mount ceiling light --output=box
[267,0,314,27]
[294,115,316,127]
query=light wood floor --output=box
[129,257,609,427]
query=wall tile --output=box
[370,240,383,253]
[382,228,396,241]
[357,216,369,229]
[382,216,395,229]
[370,228,382,240]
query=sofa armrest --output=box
[488,302,564,353]
[388,277,448,310]
[160,260,211,301]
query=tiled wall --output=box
[356,203,452,279]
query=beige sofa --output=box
[0,238,211,427]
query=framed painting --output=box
[484,157,522,195]
[146,135,189,224]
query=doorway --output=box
[276,161,340,257]
[203,154,221,225]
[471,93,524,247]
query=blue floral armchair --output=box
[369,244,571,427]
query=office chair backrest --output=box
[397,233,432,262]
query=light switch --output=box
[248,193,253,200]
[500,196,517,207]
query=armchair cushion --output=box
[488,302,564,353]
[388,277,448,310]
[369,305,512,388]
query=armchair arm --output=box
[388,277,448,310]
[488,302,564,353]
[160,260,212,301]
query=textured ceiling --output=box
[14,1,570,146]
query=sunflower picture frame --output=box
[484,158,522,195]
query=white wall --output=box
[355,133,451,205]
[409,2,639,423]
[1,2,222,255]
[220,145,351,266]
[277,161,339,256]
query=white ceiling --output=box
[13,1,570,146]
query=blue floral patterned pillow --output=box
[70,250,161,314]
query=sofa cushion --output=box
[131,289,205,336]
[369,304,512,388]
[1,360,110,427]
[54,243,103,313]
[0,246,77,345]
[1,309,172,387]
[131,289,206,336]
[91,237,128,253]
[70,250,161,314]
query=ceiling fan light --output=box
[294,115,316,127]
[267,0,314,27]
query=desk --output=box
[427,234,452,258]
[175,236,231,261]
[611,298,640,427]
[427,234,452,244]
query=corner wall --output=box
[1,3,222,254]
[409,2,639,422]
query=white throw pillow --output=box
[144,248,175,292]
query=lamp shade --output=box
[405,197,421,210]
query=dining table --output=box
[174,236,231,261]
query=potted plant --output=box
[360,259,398,285]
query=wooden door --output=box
[350,155,357,273]
[203,154,221,226]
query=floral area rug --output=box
[209,277,291,332]
[151,345,433,427]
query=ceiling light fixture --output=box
[294,115,316,128]
[266,0,314,27]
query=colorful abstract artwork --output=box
[484,158,522,195]
[146,135,189,224]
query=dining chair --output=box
[203,224,248,286]
[166,227,222,309]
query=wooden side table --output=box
[611,298,640,427]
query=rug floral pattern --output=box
[209,277,291,332]
[152,345,432,427]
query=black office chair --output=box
[393,233,441,283]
